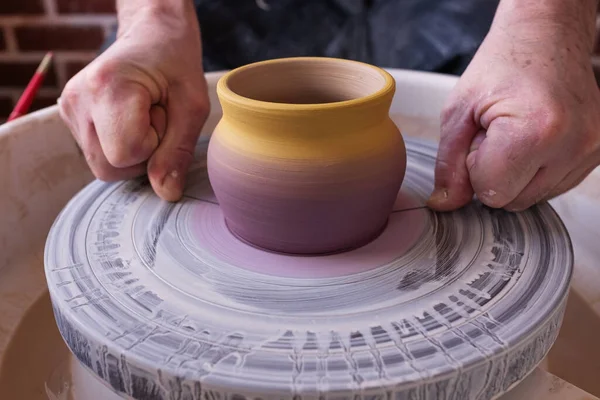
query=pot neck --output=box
[218,88,395,136]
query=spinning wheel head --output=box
[44,138,572,400]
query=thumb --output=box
[427,100,478,211]
[148,85,210,201]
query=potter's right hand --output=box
[427,0,600,212]
[58,1,210,202]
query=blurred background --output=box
[0,0,598,122]
[0,0,115,122]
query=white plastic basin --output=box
[0,70,598,400]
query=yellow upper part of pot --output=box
[214,57,400,160]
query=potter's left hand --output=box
[58,0,209,202]
[427,0,600,212]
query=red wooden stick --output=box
[8,52,54,122]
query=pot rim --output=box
[216,56,395,112]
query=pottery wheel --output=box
[44,137,572,400]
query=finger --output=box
[92,81,159,168]
[503,166,567,211]
[58,85,82,143]
[427,96,478,211]
[546,165,597,200]
[469,130,486,153]
[58,83,88,158]
[147,85,209,202]
[468,117,547,209]
[150,104,167,142]
[465,129,486,173]
[80,118,146,181]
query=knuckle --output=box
[175,144,195,160]
[433,156,453,183]
[188,95,211,121]
[434,156,451,172]
[105,148,128,168]
[86,62,120,96]
[440,103,455,126]
[440,87,473,126]
[440,103,460,130]
[60,81,81,112]
[472,163,526,208]
[147,145,194,181]
[105,144,142,169]
[533,105,568,141]
[147,162,165,183]
[179,78,210,116]
[101,117,155,169]
[108,127,158,168]
[577,127,600,158]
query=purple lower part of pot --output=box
[207,139,406,255]
[223,196,394,255]
[218,188,399,254]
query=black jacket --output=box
[103,0,499,76]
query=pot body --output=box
[207,57,406,254]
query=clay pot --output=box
[207,57,406,254]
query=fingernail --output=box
[427,187,449,206]
[161,169,184,201]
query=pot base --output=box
[224,216,391,256]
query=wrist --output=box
[492,0,598,51]
[117,0,197,34]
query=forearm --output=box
[493,0,598,51]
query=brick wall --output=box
[0,0,116,121]
[0,1,599,122]
[594,15,600,85]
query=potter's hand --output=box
[58,1,209,201]
[428,0,600,212]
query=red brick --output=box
[0,0,44,15]
[15,25,105,51]
[57,0,115,14]
[29,94,58,111]
[595,16,600,54]
[0,30,5,51]
[65,60,91,80]
[0,61,58,88]
[0,96,14,119]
